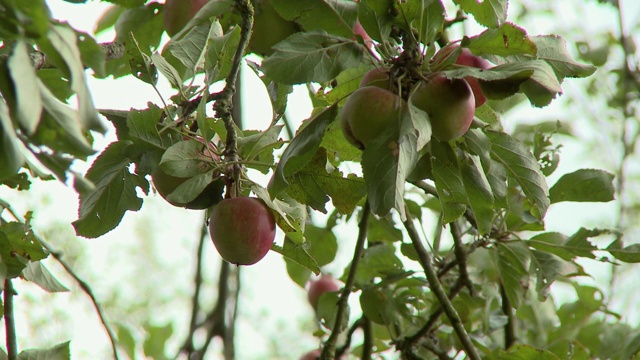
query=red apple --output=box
[353,20,373,49]
[163,0,208,37]
[209,197,276,265]
[248,0,299,57]
[339,86,406,149]
[360,68,390,89]
[411,74,475,141]
[298,349,321,360]
[307,274,341,309]
[455,48,492,107]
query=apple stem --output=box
[321,201,371,359]
[4,279,17,360]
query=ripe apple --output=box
[248,0,299,57]
[163,0,208,37]
[298,349,321,360]
[151,168,223,209]
[339,86,406,149]
[307,274,341,309]
[455,47,492,107]
[411,74,475,141]
[209,197,276,265]
[360,68,390,89]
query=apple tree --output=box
[1,0,640,359]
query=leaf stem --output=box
[4,279,18,360]
[321,201,371,360]
[403,211,481,360]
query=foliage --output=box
[0,0,639,359]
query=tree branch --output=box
[403,211,481,360]
[321,201,371,360]
[500,282,516,349]
[450,221,476,297]
[4,279,18,360]
[361,316,373,360]
[39,240,120,360]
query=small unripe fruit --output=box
[455,48,492,107]
[209,197,276,265]
[360,68,390,89]
[340,86,406,149]
[307,274,341,309]
[163,0,208,37]
[411,74,475,141]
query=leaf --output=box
[205,24,241,83]
[271,238,321,275]
[253,185,306,237]
[7,42,42,135]
[126,103,177,150]
[531,35,597,79]
[21,261,69,293]
[73,141,149,238]
[269,105,338,197]
[160,140,215,177]
[531,250,581,300]
[357,0,394,43]
[467,22,537,57]
[460,154,494,235]
[170,0,235,40]
[284,224,338,287]
[496,241,531,308]
[162,22,211,78]
[606,239,640,263]
[128,34,158,85]
[17,341,71,360]
[519,60,564,107]
[0,221,48,279]
[430,140,467,223]
[151,52,183,89]
[396,0,445,46]
[262,30,365,84]
[464,129,508,207]
[485,130,549,219]
[354,244,405,287]
[143,322,173,360]
[549,169,615,203]
[487,344,561,360]
[0,100,24,181]
[453,0,508,28]
[271,0,358,38]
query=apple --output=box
[209,197,276,265]
[307,274,341,309]
[455,47,492,107]
[353,20,373,49]
[411,73,475,141]
[360,68,390,89]
[298,349,321,360]
[339,86,406,149]
[248,0,299,57]
[163,0,208,37]
[151,168,223,209]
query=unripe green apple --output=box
[340,86,406,149]
[163,0,208,37]
[307,274,341,309]
[455,47,492,107]
[411,74,475,141]
[209,197,276,265]
[248,0,299,57]
[360,68,390,89]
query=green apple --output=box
[248,0,299,57]
[411,74,475,141]
[339,86,406,149]
[163,0,208,37]
[209,197,276,265]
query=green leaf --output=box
[287,148,365,214]
[73,141,149,238]
[430,140,467,223]
[606,239,640,263]
[0,101,24,181]
[0,221,48,279]
[166,171,223,205]
[262,30,365,84]
[7,42,42,135]
[549,169,615,203]
[162,22,211,79]
[151,52,183,90]
[531,35,597,79]
[128,34,158,85]
[21,261,69,292]
[143,322,172,360]
[467,22,537,57]
[460,154,494,235]
[488,344,561,360]
[205,24,241,83]
[17,341,71,360]
[271,0,358,38]
[464,129,508,207]
[531,250,581,300]
[253,185,306,236]
[396,0,445,46]
[357,0,394,43]
[354,244,405,287]
[486,130,549,219]
[272,238,321,275]
[496,241,530,308]
[269,105,338,197]
[169,0,234,40]
[453,0,508,28]
[160,140,215,177]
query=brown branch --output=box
[403,211,481,360]
[361,316,373,360]
[335,317,364,358]
[450,221,476,297]
[321,201,371,360]
[4,279,18,360]
[500,282,516,349]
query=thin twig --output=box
[335,318,364,358]
[4,279,18,360]
[39,240,120,360]
[321,201,371,360]
[403,211,481,360]
[500,282,516,349]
